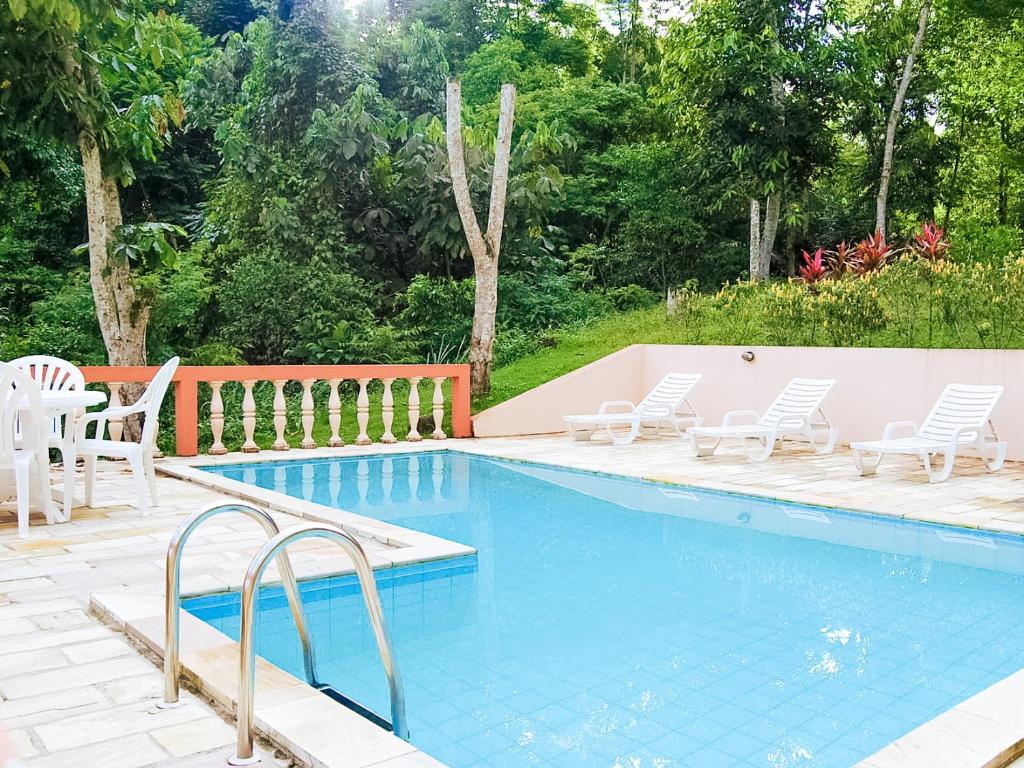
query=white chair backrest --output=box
[138,357,180,447]
[760,378,836,427]
[10,356,84,393]
[638,373,702,413]
[918,383,1003,443]
[0,362,45,460]
[10,356,85,439]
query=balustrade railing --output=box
[78,364,471,457]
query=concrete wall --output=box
[472,344,1024,460]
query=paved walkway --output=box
[1,437,1021,767]
[0,462,397,768]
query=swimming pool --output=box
[187,452,1024,768]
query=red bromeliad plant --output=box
[912,221,950,261]
[799,248,829,288]
[852,230,895,274]
[828,241,855,277]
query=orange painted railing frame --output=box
[79,364,473,456]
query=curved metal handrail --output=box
[230,523,408,766]
[160,501,317,708]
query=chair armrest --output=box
[882,420,917,440]
[722,410,759,426]
[948,425,981,449]
[598,400,636,416]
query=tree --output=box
[1,0,193,378]
[657,0,840,280]
[876,0,933,236]
[446,79,515,396]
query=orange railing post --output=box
[174,375,200,457]
[80,363,473,455]
[450,368,472,438]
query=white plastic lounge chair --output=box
[0,362,54,537]
[851,383,1007,483]
[565,373,703,446]
[687,377,838,462]
[76,357,179,516]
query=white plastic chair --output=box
[0,362,54,537]
[851,383,1007,483]
[75,357,179,516]
[10,356,86,442]
[564,373,703,446]
[11,355,85,513]
[687,378,838,462]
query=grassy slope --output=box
[476,308,675,412]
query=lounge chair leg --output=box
[810,428,838,455]
[690,434,720,457]
[853,449,883,477]
[923,452,955,483]
[741,436,773,463]
[611,419,641,446]
[984,442,1007,472]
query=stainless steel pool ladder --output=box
[160,501,319,708]
[229,523,408,766]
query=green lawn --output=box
[476,308,676,412]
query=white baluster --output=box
[356,378,371,445]
[300,379,317,449]
[209,381,227,455]
[107,383,124,442]
[327,378,344,447]
[272,380,289,451]
[241,380,259,453]
[274,465,287,495]
[380,378,396,444]
[431,377,447,440]
[406,377,422,442]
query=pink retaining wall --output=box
[472,344,1024,460]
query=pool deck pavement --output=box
[1,434,1023,768]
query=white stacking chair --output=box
[75,357,179,516]
[565,373,703,446]
[11,355,85,514]
[0,362,54,537]
[851,384,1007,483]
[687,378,838,462]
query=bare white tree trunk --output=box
[446,79,516,398]
[876,0,932,237]
[759,191,782,279]
[749,198,761,280]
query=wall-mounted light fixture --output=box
[741,350,756,362]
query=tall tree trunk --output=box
[79,132,150,439]
[998,120,1009,226]
[446,80,516,398]
[876,0,932,237]
[759,191,782,279]
[749,199,761,280]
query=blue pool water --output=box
[188,452,1024,768]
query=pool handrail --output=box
[229,523,408,766]
[160,501,317,708]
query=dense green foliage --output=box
[2,0,1023,403]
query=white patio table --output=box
[18,389,107,522]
